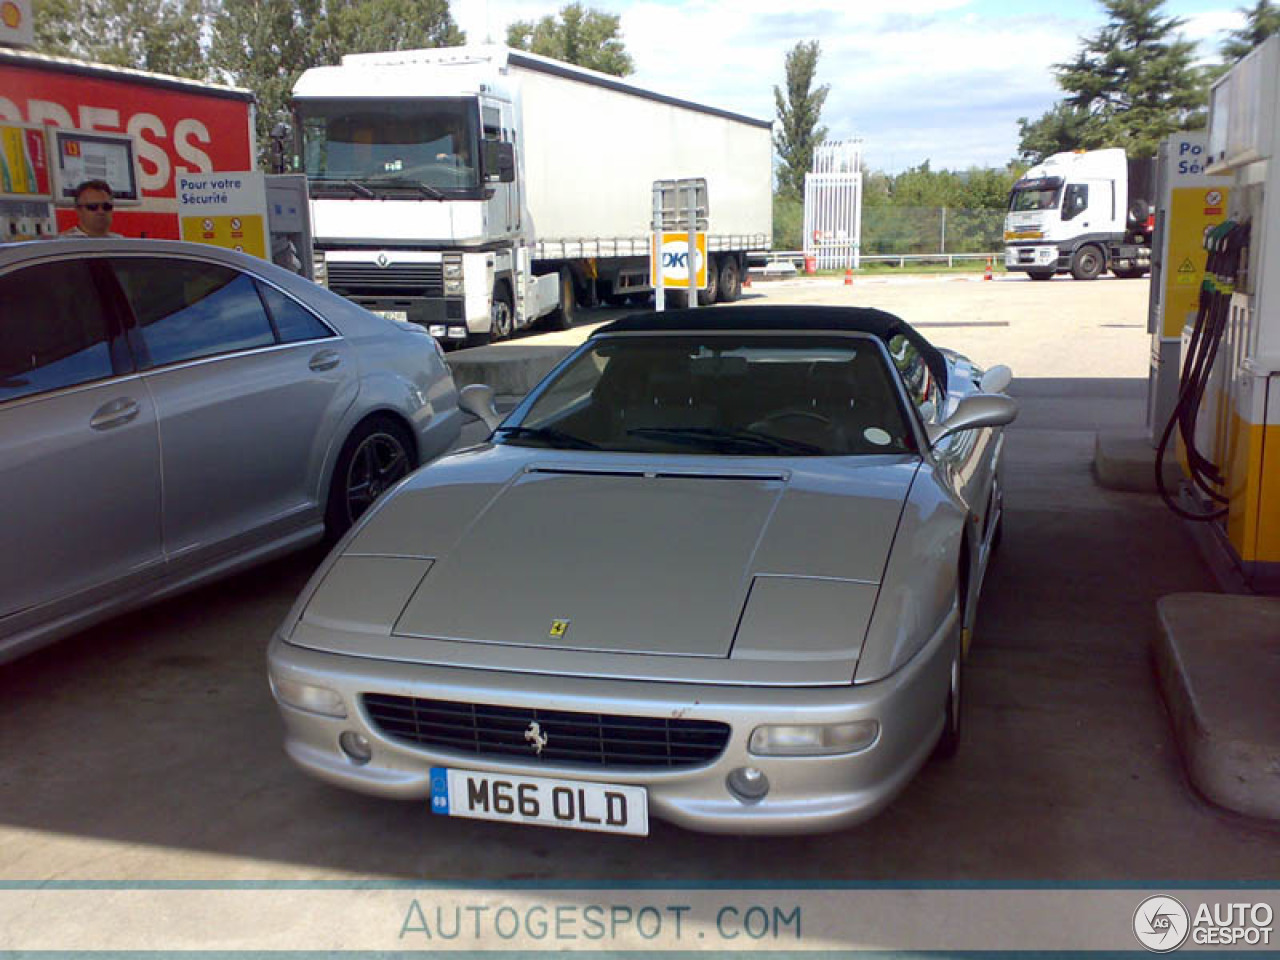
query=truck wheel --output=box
[697,257,720,306]
[1028,270,1054,281]
[1070,246,1104,281]
[490,284,514,340]
[545,269,575,330]
[1112,266,1145,279]
[717,256,742,302]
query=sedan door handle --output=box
[90,397,140,431]
[309,350,341,372]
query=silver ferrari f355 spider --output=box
[268,305,1017,835]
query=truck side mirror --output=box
[483,142,516,184]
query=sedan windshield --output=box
[298,98,480,192]
[499,335,917,456]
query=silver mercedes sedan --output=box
[0,238,461,664]
[268,305,1016,835]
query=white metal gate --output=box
[803,140,863,270]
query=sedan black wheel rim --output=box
[345,432,410,524]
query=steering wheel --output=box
[749,409,834,430]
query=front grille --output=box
[326,261,443,297]
[363,694,731,769]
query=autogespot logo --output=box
[1134,895,1191,952]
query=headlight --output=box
[444,262,463,280]
[749,720,879,756]
[445,278,463,295]
[270,676,347,718]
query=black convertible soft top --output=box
[595,305,949,396]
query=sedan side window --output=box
[0,260,118,403]
[112,258,275,368]
[257,281,333,343]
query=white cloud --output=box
[452,0,1242,172]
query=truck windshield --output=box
[298,98,480,192]
[1008,178,1063,213]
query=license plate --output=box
[373,309,409,322]
[430,767,649,836]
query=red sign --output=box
[0,58,254,238]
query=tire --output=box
[716,256,742,302]
[697,256,719,306]
[1070,245,1104,281]
[489,284,514,341]
[325,416,415,538]
[545,269,575,331]
[934,612,964,759]
[1028,269,1054,282]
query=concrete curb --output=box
[446,344,574,395]
[1094,431,1184,493]
[1153,592,1280,821]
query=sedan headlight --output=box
[749,721,879,756]
[270,676,348,718]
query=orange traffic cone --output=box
[984,258,993,281]
[844,268,853,286]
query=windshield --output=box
[298,97,480,191]
[497,334,917,457]
[1009,178,1062,213]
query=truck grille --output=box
[325,261,443,297]
[363,694,730,769]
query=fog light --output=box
[726,766,770,803]
[447,326,467,340]
[749,720,879,757]
[339,731,372,765]
[270,676,347,718]
[428,324,447,337]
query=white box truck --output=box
[291,45,773,345]
[1003,147,1155,281]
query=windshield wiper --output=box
[366,176,448,201]
[626,426,825,455]
[494,425,599,450]
[309,178,377,199]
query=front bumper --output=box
[1004,244,1059,271]
[267,610,955,836]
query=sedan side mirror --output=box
[458,383,502,432]
[926,393,1018,447]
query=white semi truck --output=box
[1003,147,1155,281]
[291,45,773,345]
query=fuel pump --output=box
[1171,35,1280,589]
[0,121,56,241]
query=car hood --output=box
[289,447,921,685]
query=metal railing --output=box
[752,251,1000,269]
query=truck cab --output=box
[1004,148,1152,281]
[293,51,558,346]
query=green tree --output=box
[1026,0,1206,159]
[1222,0,1280,60]
[34,0,208,79]
[1016,102,1091,162]
[317,0,464,65]
[773,40,829,199]
[506,3,633,76]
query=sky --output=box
[450,0,1247,173]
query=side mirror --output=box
[979,364,1013,394]
[926,394,1018,447]
[458,383,502,432]
[483,142,516,183]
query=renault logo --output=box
[524,721,548,756]
[376,252,390,268]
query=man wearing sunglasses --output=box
[62,180,122,238]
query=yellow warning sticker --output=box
[548,619,570,640]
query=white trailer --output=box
[292,45,773,345]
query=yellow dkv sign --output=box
[650,232,708,290]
